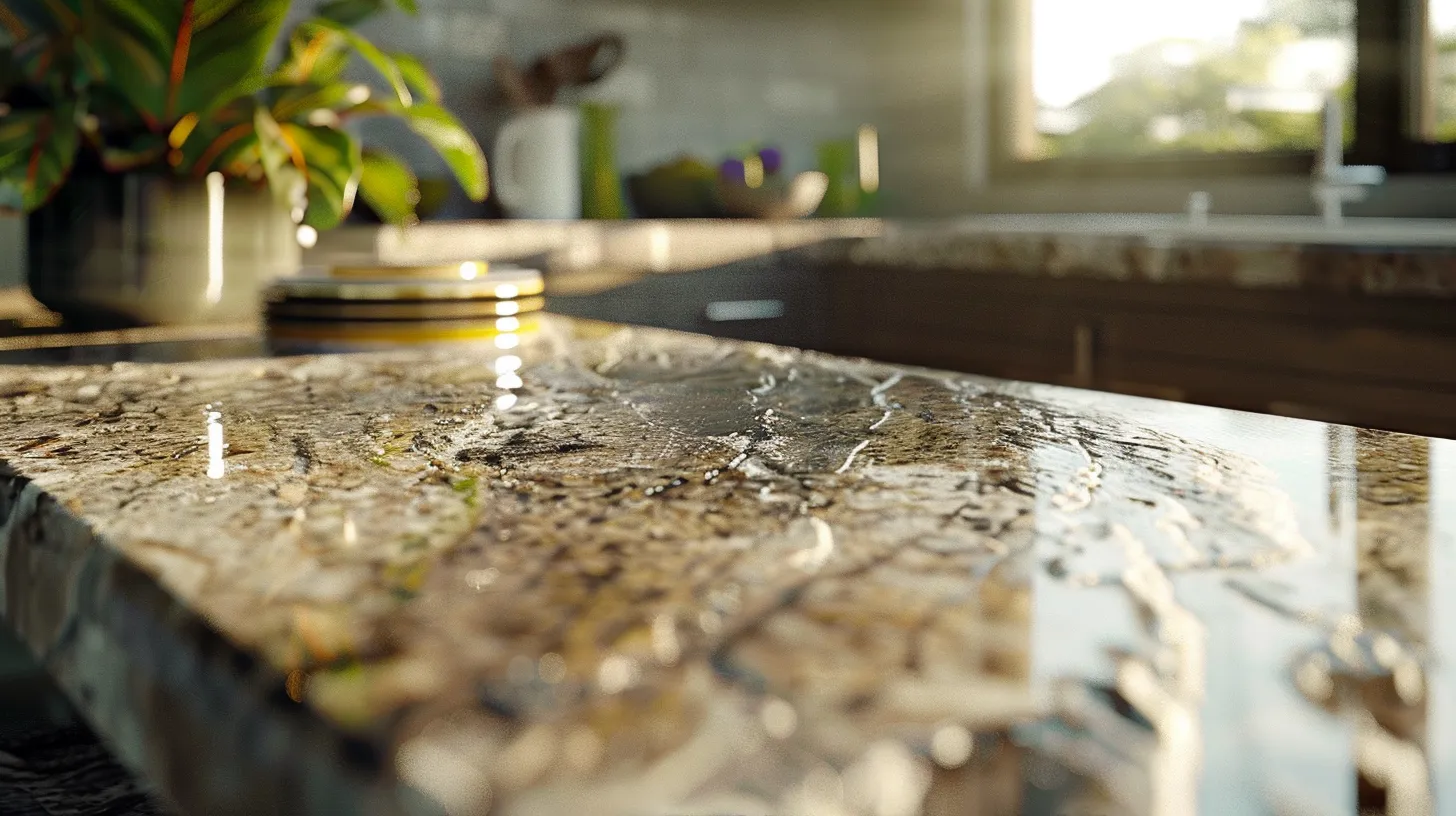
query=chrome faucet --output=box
[1312,94,1385,226]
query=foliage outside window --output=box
[1022,0,1354,162]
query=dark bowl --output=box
[626,173,722,219]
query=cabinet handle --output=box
[1074,322,1095,387]
[704,299,786,322]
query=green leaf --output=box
[280,122,361,229]
[270,81,360,123]
[273,19,425,110]
[0,102,80,211]
[100,132,167,172]
[337,99,486,201]
[400,103,486,201]
[315,0,385,26]
[6,0,91,93]
[173,97,257,175]
[91,0,289,127]
[274,23,350,86]
[392,52,440,104]
[70,36,107,86]
[252,104,292,191]
[2,0,80,40]
[315,0,423,25]
[0,8,27,44]
[304,19,411,107]
[358,147,418,225]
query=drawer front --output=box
[548,258,825,347]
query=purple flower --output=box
[758,147,783,176]
[719,158,747,185]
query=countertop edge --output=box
[0,470,433,816]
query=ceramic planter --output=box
[27,173,300,326]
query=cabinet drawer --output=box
[546,258,825,347]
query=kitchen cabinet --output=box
[546,249,828,348]
[821,264,1456,439]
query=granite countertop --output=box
[846,217,1456,297]
[0,314,1446,815]
[306,217,1456,298]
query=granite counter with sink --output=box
[818,217,1456,439]
[0,314,1448,815]
[843,215,1456,297]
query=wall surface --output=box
[7,0,943,283]
[340,0,908,217]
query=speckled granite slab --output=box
[309,218,1456,298]
[0,315,1448,815]
[844,218,1456,296]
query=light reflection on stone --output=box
[205,405,225,479]
[397,735,493,816]
[494,355,523,375]
[930,724,974,768]
[760,698,798,740]
[596,654,639,694]
[465,567,499,590]
[652,614,681,666]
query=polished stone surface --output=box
[847,219,1456,296]
[0,314,1448,815]
[308,218,1456,299]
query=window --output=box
[1421,0,1456,140]
[1026,0,1355,161]
[990,0,1456,178]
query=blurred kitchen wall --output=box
[868,0,981,216]
[2,0,978,284]
[341,0,974,217]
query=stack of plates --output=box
[264,263,544,354]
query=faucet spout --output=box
[1318,95,1344,180]
[1312,94,1385,226]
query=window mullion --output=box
[1353,0,1410,167]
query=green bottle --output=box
[815,139,861,218]
[580,102,629,220]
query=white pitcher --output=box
[492,106,582,220]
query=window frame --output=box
[987,0,1442,179]
[1383,0,1456,170]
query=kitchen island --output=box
[0,314,1445,815]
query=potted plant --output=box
[0,0,487,325]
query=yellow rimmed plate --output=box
[265,295,545,322]
[270,267,544,302]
